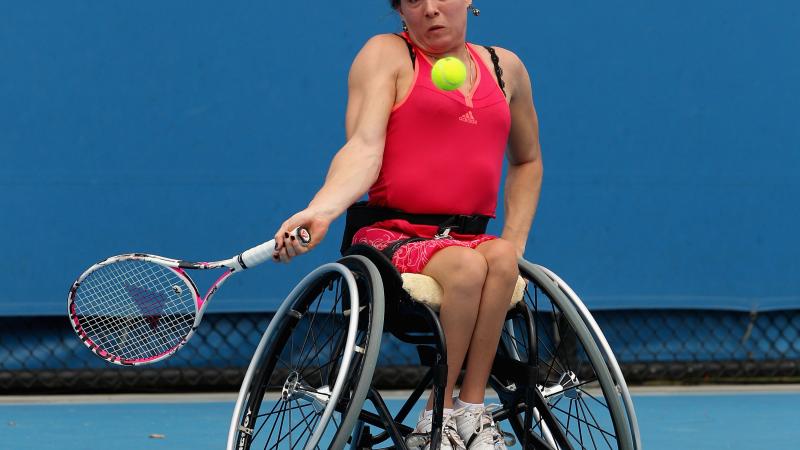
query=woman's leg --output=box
[457,238,520,403]
[420,246,488,410]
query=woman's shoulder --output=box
[350,34,411,68]
[471,43,524,72]
[360,33,411,55]
[470,43,530,100]
[348,34,412,82]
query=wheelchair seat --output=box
[344,243,526,312]
[399,272,526,311]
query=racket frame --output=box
[68,228,309,366]
[67,252,243,365]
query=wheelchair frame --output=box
[227,245,640,450]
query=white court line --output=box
[629,383,800,396]
[0,392,240,405]
[2,384,799,405]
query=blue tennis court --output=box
[2,388,799,449]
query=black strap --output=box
[483,46,507,97]
[350,203,489,233]
[393,36,502,95]
[395,33,416,69]
[340,201,491,254]
[380,237,428,260]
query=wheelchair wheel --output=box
[492,259,635,450]
[535,264,641,450]
[227,255,384,450]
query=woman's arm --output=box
[274,35,403,259]
[498,50,543,258]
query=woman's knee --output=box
[427,247,488,292]
[480,239,520,282]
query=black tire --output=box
[491,259,634,450]
[229,256,384,450]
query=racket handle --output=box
[239,227,311,269]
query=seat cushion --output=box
[400,273,526,311]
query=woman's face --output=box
[399,0,471,53]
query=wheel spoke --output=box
[501,324,529,356]
[543,333,567,385]
[576,398,600,449]
[548,407,594,450]
[257,401,307,419]
[269,408,318,450]
[578,397,617,447]
[575,399,584,446]
[513,269,629,450]
[263,400,288,447]
[549,301,577,377]
[290,399,319,450]
[551,402,616,441]
[565,398,574,438]
[295,386,332,397]
[581,388,610,409]
[296,352,345,385]
[250,399,282,444]
[527,289,569,380]
[307,321,327,387]
[542,378,599,399]
[295,289,326,370]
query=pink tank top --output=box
[367,33,512,218]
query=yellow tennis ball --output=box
[431,56,467,91]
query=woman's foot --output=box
[405,409,467,450]
[454,404,509,450]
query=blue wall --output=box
[2,1,798,315]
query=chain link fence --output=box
[596,309,800,383]
[2,308,799,393]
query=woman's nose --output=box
[422,0,440,18]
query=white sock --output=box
[455,398,484,411]
[422,407,454,419]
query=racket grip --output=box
[239,227,310,269]
[239,241,276,269]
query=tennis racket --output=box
[67,227,310,366]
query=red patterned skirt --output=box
[351,219,497,274]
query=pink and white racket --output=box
[67,228,310,366]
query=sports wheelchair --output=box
[227,205,641,450]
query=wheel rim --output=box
[497,270,631,449]
[236,270,369,450]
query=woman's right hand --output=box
[272,207,334,263]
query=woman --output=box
[272,1,542,449]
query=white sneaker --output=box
[454,404,509,450]
[405,410,467,450]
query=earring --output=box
[469,5,480,16]
[402,20,408,31]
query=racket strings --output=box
[72,259,197,362]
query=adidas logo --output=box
[458,110,478,125]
